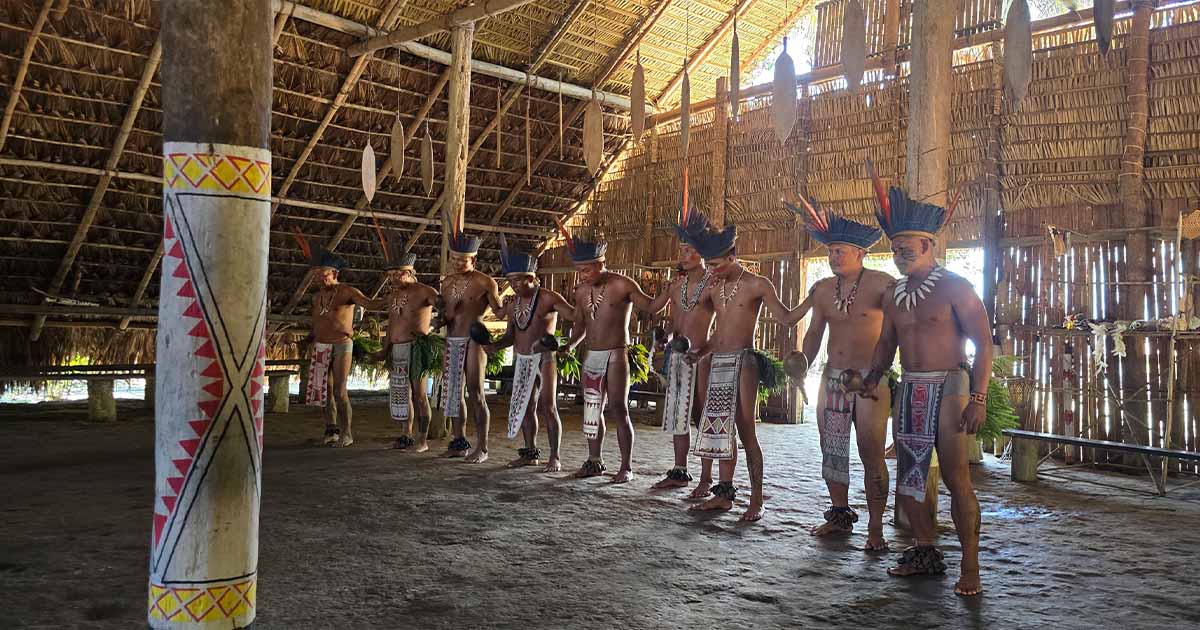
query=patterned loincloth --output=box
[662,351,696,435]
[440,337,469,419]
[507,352,544,439]
[582,349,613,439]
[896,369,968,500]
[305,341,350,406]
[820,367,864,486]
[390,342,412,423]
[694,351,743,460]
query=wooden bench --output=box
[1003,428,1200,495]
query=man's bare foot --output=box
[864,529,889,552]
[651,468,691,489]
[610,469,634,484]
[687,480,713,499]
[739,503,766,523]
[689,495,733,512]
[954,572,983,597]
[507,455,540,468]
[440,449,467,458]
[464,448,489,464]
[332,434,354,448]
[321,425,339,446]
[810,521,850,536]
[413,441,430,454]
[573,459,606,478]
[887,546,947,577]
[810,507,857,537]
[542,457,562,473]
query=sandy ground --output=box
[2,393,1199,629]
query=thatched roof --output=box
[0,0,811,353]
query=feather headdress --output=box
[291,228,346,270]
[554,217,607,264]
[785,196,881,250]
[679,209,737,260]
[447,214,481,255]
[498,234,537,276]
[866,159,960,240]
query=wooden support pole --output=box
[267,373,291,413]
[149,1,273,627]
[1011,437,1040,481]
[981,46,1004,323]
[882,0,901,69]
[0,0,56,151]
[905,0,955,257]
[442,23,475,272]
[88,379,117,422]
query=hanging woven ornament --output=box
[361,143,377,202]
[729,21,740,121]
[772,38,798,144]
[584,96,603,175]
[842,0,866,94]
[1095,0,1114,55]
[495,83,503,170]
[390,116,405,180]
[631,52,646,142]
[681,70,691,160]
[1004,0,1032,105]
[525,79,532,185]
[421,122,434,196]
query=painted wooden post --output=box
[149,1,272,627]
[88,379,117,422]
[442,23,474,233]
[144,376,156,410]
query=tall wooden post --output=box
[905,0,956,258]
[1118,0,1154,461]
[895,0,955,530]
[442,23,475,265]
[150,1,272,627]
[710,77,730,229]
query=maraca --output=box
[669,335,691,353]
[783,352,810,382]
[534,334,560,353]
[840,369,878,399]
[468,321,493,345]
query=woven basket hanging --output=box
[1095,0,1115,55]
[361,143,377,203]
[390,117,405,180]
[421,122,434,196]
[631,53,646,142]
[842,0,866,94]
[730,22,740,121]
[1004,0,1032,105]
[584,96,603,175]
[772,39,798,144]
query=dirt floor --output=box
[2,393,1199,629]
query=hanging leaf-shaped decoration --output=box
[681,70,691,160]
[421,123,434,196]
[1095,0,1115,55]
[525,84,532,185]
[361,143,377,202]
[772,39,798,144]
[584,97,603,175]
[389,117,405,180]
[730,22,741,121]
[842,0,866,94]
[495,84,503,169]
[631,53,646,142]
[1004,0,1032,105]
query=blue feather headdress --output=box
[498,234,537,276]
[679,209,738,260]
[784,197,882,250]
[866,159,960,240]
[291,228,347,270]
[673,203,710,245]
[448,226,481,255]
[380,230,416,270]
[553,217,607,264]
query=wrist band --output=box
[970,391,987,405]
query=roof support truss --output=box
[0,0,58,151]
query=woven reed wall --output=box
[812,0,1002,69]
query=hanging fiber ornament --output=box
[1004,0,1032,105]
[1095,0,1114,55]
[421,121,434,196]
[843,0,866,94]
[390,117,405,180]
[681,69,691,160]
[584,95,603,175]
[361,143,377,202]
[525,78,532,185]
[495,83,503,170]
[772,38,798,144]
[631,52,646,142]
[730,21,740,121]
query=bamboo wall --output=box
[555,3,1200,442]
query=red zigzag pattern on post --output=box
[151,215,267,549]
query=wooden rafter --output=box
[348,0,541,57]
[400,0,593,253]
[486,0,678,226]
[30,39,162,341]
[0,0,57,151]
[653,0,763,107]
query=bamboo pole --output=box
[442,23,475,237]
[30,39,163,342]
[0,0,56,151]
[348,0,539,57]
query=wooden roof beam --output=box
[30,39,162,341]
[485,0,677,227]
[653,0,765,107]
[347,0,540,57]
[0,0,57,151]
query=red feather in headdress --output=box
[796,194,829,233]
[368,212,390,263]
[554,216,576,254]
[681,165,690,225]
[943,183,964,227]
[866,158,891,226]
[290,226,312,261]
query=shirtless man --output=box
[486,236,574,472]
[861,182,991,597]
[650,210,717,493]
[682,213,812,521]
[378,250,438,453]
[304,248,378,448]
[785,198,892,551]
[438,227,503,463]
[559,226,667,484]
